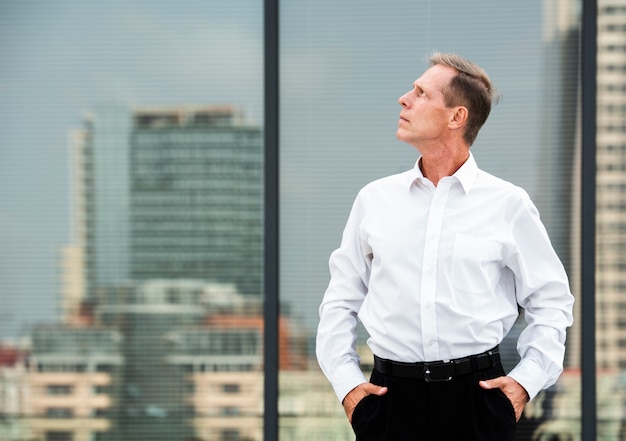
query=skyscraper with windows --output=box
[596,0,626,371]
[77,105,263,302]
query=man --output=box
[316,52,574,440]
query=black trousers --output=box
[351,362,516,441]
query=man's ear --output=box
[449,106,468,129]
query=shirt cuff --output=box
[330,362,368,403]
[506,357,545,401]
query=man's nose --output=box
[398,92,410,108]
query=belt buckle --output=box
[423,363,453,383]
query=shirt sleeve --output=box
[504,196,575,400]
[316,190,371,403]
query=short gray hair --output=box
[429,52,499,146]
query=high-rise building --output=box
[596,0,626,371]
[74,105,263,304]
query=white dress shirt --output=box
[316,153,574,403]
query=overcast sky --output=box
[0,0,553,339]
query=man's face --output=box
[396,64,458,148]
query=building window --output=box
[185,382,195,394]
[93,385,111,394]
[93,408,109,417]
[221,429,240,441]
[221,406,241,417]
[96,364,114,373]
[45,431,73,441]
[47,385,73,395]
[222,383,240,394]
[46,408,74,418]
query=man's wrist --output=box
[330,363,368,403]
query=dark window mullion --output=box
[264,0,280,439]
[581,0,597,440]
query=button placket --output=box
[420,183,450,361]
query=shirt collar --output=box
[453,152,479,194]
[409,152,479,194]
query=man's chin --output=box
[396,130,411,144]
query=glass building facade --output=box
[81,105,263,297]
[0,1,623,440]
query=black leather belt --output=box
[374,347,500,382]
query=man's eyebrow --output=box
[413,81,427,94]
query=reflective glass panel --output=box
[0,2,264,440]
[280,1,582,440]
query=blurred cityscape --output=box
[0,105,345,441]
[0,1,625,441]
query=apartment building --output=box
[27,326,122,441]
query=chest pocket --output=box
[451,234,504,295]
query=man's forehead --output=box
[416,64,457,88]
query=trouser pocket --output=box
[351,393,387,440]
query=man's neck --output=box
[419,147,470,187]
